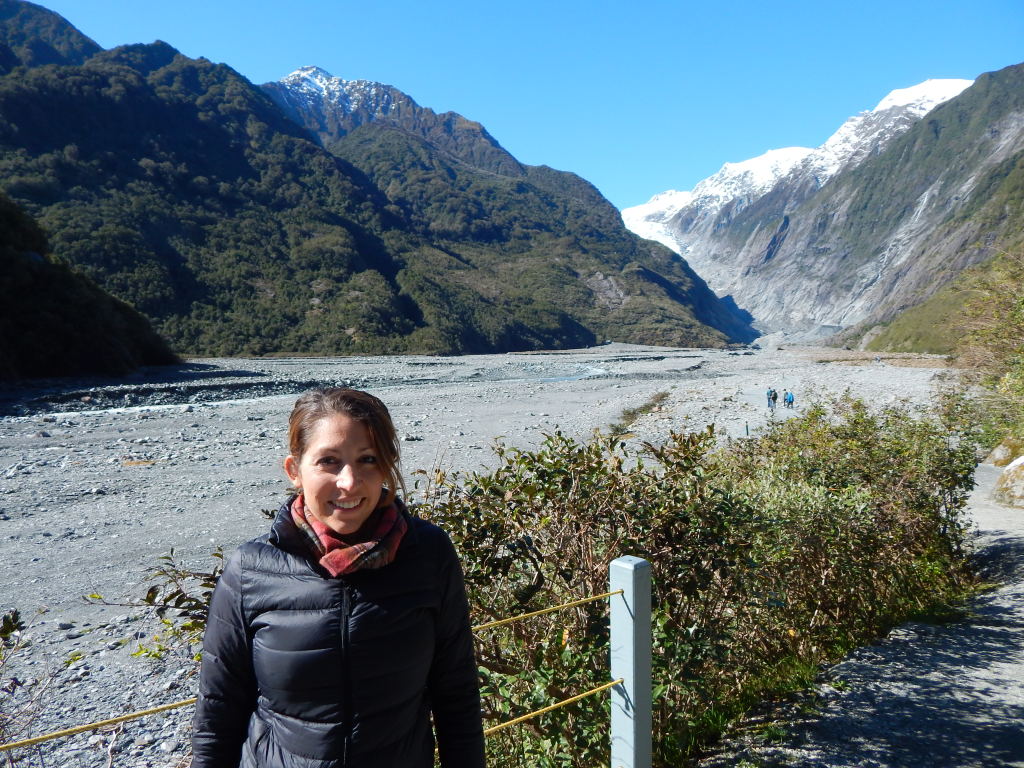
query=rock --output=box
[986,437,1024,467]
[993,455,1024,508]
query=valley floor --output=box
[0,342,992,767]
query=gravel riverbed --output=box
[0,342,975,767]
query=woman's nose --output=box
[336,463,359,490]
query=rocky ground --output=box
[0,341,982,767]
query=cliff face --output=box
[744,68,1024,336]
[624,67,1024,339]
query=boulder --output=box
[993,455,1024,508]
[986,437,1024,467]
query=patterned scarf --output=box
[290,494,407,577]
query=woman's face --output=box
[284,413,385,535]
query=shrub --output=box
[415,393,978,765]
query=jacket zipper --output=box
[341,583,352,766]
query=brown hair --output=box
[287,387,404,504]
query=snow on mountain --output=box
[620,189,695,251]
[277,65,411,116]
[873,78,973,114]
[623,78,974,263]
[622,147,813,248]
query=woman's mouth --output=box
[331,499,362,510]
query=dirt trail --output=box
[697,463,1024,768]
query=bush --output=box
[416,393,978,766]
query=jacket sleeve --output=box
[429,531,486,768]
[191,548,257,768]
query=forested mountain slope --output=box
[0,192,177,379]
[0,1,755,358]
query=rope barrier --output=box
[0,697,198,753]
[472,589,623,632]
[0,589,625,753]
[483,678,623,736]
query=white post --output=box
[609,556,652,768]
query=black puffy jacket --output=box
[192,499,485,768]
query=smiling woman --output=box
[283,389,402,536]
[191,387,485,768]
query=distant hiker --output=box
[784,390,795,409]
[193,388,485,768]
[770,388,779,410]
[766,387,774,409]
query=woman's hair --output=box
[288,387,404,504]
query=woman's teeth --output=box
[333,499,361,510]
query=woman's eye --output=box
[316,457,339,466]
[359,455,378,464]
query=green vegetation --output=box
[0,608,28,745]
[953,248,1024,444]
[0,191,177,380]
[128,394,978,767]
[420,395,977,766]
[864,281,970,354]
[0,0,100,70]
[610,390,671,435]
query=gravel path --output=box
[0,342,983,767]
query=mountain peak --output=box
[873,78,973,115]
[624,76,977,253]
[0,0,101,67]
[275,65,414,118]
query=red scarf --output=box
[290,494,407,577]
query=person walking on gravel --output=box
[192,387,485,768]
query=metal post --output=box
[609,556,652,768]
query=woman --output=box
[192,388,485,768]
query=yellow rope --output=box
[0,697,198,752]
[472,589,623,632]
[483,678,623,736]
[1,590,624,752]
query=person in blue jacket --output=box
[192,387,485,768]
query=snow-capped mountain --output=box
[623,79,972,287]
[262,66,524,176]
[622,146,815,254]
[620,78,992,337]
[272,66,415,123]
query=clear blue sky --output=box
[37,0,1024,209]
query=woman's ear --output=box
[283,455,301,488]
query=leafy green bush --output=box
[416,393,978,766]
[954,248,1024,444]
